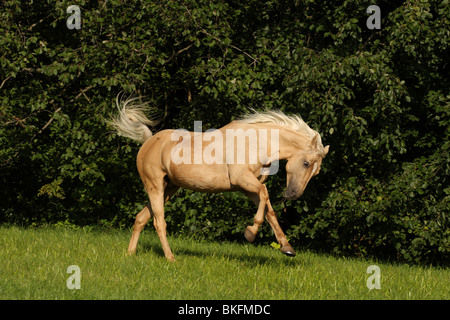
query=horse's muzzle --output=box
[284,189,302,200]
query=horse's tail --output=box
[109,93,160,144]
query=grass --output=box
[0,225,448,300]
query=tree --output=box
[1,0,448,264]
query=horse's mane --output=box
[237,109,325,154]
[237,109,317,138]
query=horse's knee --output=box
[266,208,275,218]
[134,206,150,229]
[254,215,264,226]
[258,186,270,202]
[135,215,146,226]
[153,217,167,232]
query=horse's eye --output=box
[304,161,310,168]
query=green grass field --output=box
[0,226,448,300]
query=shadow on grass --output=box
[137,235,305,268]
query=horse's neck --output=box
[219,122,312,160]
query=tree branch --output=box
[182,4,258,64]
[0,76,11,90]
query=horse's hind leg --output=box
[149,189,175,261]
[127,203,152,255]
[127,183,178,257]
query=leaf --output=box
[270,242,281,250]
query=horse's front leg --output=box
[245,185,295,256]
[264,194,295,256]
[243,189,267,243]
[232,169,269,243]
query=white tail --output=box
[109,93,160,144]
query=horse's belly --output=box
[168,163,233,192]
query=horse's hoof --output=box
[280,245,296,257]
[244,227,256,243]
[166,255,176,262]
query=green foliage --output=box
[164,190,254,241]
[1,0,448,264]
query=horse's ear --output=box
[323,145,330,156]
[310,134,319,148]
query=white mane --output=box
[239,108,317,135]
[237,109,325,154]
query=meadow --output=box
[0,226,448,300]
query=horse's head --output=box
[284,134,329,200]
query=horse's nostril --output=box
[284,188,303,200]
[284,189,296,198]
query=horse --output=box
[110,95,329,261]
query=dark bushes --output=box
[1,0,448,264]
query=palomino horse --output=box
[110,96,329,261]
